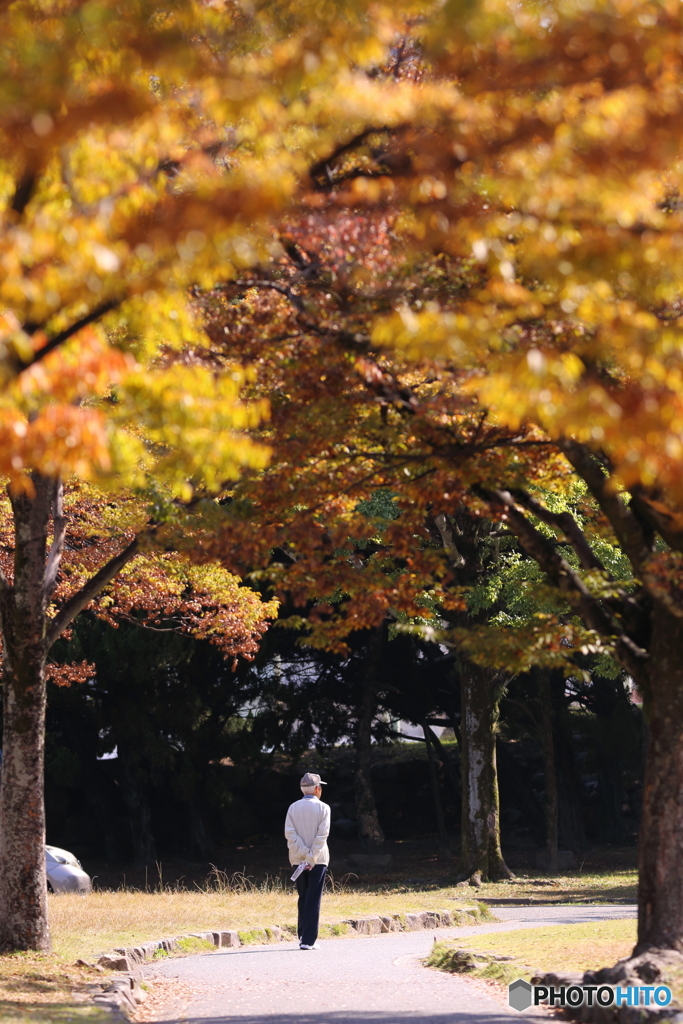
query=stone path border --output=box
[85,906,485,1019]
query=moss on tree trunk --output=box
[0,477,54,951]
[459,659,513,884]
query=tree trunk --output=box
[496,739,546,846]
[459,659,514,883]
[0,473,141,950]
[428,723,460,796]
[540,674,559,873]
[636,607,683,952]
[0,476,55,951]
[354,626,384,846]
[118,746,157,865]
[592,677,633,846]
[188,798,212,860]
[423,722,448,849]
[554,706,588,855]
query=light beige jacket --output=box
[284,795,331,866]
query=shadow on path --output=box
[153,1013,523,1024]
[210,948,302,957]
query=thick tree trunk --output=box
[459,660,513,883]
[0,474,140,949]
[0,654,49,950]
[0,476,54,951]
[636,607,683,952]
[354,626,384,846]
[540,674,559,873]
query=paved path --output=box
[142,904,636,1024]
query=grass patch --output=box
[0,1004,111,1024]
[475,870,637,905]
[0,870,633,1021]
[425,920,683,1005]
[319,922,350,939]
[0,954,112,1024]
[458,919,637,973]
[479,961,521,985]
[45,885,489,961]
[238,929,269,945]
[427,920,638,991]
[451,904,491,924]
[175,936,214,954]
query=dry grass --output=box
[0,953,112,1024]
[0,879,485,1021]
[0,869,638,1023]
[47,881,486,960]
[427,920,640,994]
[457,919,637,974]
[0,868,639,967]
[474,869,637,904]
[0,1005,110,1024]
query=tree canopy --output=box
[3,0,683,960]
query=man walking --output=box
[285,772,331,950]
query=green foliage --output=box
[237,928,269,945]
[453,903,494,924]
[329,923,350,936]
[355,491,401,523]
[176,936,214,954]
[425,942,528,985]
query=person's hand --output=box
[304,854,315,867]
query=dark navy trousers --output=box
[295,864,327,946]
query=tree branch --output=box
[308,126,396,187]
[44,480,66,601]
[22,299,121,373]
[484,488,650,685]
[223,279,420,413]
[110,611,182,633]
[46,535,140,648]
[629,488,683,554]
[228,279,372,349]
[432,512,465,568]
[507,488,606,572]
[231,279,307,314]
[558,438,652,572]
[10,171,38,216]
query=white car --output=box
[46,845,91,894]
